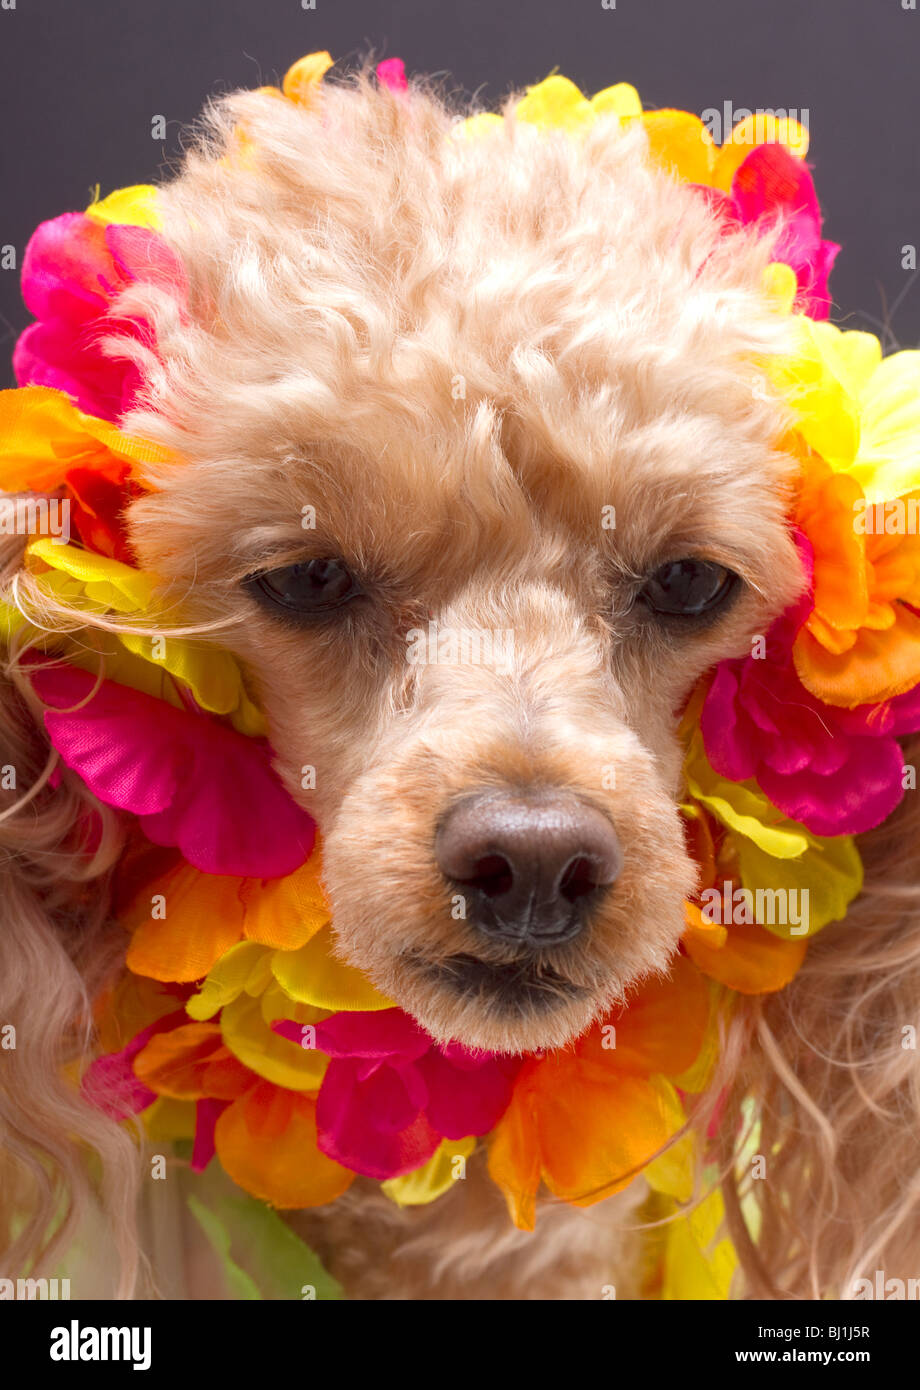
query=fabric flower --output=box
[382,1135,478,1208]
[63,458,140,561]
[774,319,920,501]
[699,144,839,319]
[701,558,920,834]
[479,74,808,195]
[456,72,641,141]
[14,212,186,422]
[282,51,334,104]
[0,383,169,494]
[683,724,863,945]
[130,1020,353,1206]
[487,956,708,1230]
[272,1008,521,1181]
[32,662,315,876]
[85,184,162,231]
[122,852,331,984]
[681,902,807,995]
[792,455,920,706]
[679,803,809,994]
[214,1081,354,1207]
[639,107,809,192]
[18,538,265,734]
[82,1007,187,1119]
[376,58,408,94]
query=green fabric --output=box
[188,1179,343,1301]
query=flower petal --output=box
[33,662,315,876]
[270,924,392,1012]
[215,1084,353,1209]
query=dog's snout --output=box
[435,791,623,947]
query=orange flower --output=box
[215,1082,353,1209]
[794,456,920,705]
[133,1021,252,1100]
[487,956,708,1230]
[0,384,169,494]
[123,851,330,983]
[682,902,806,994]
[680,806,809,994]
[134,1022,352,1208]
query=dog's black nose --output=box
[435,791,622,948]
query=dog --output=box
[2,59,919,1302]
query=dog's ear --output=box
[719,738,920,1297]
[0,529,142,1293]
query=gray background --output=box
[2,0,919,385]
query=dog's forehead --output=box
[137,86,798,584]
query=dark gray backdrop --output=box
[2,0,919,386]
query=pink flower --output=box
[274,1008,521,1180]
[701,570,920,836]
[82,1009,185,1119]
[698,144,840,319]
[14,212,185,421]
[376,58,408,94]
[32,662,315,877]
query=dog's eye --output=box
[245,559,363,616]
[637,559,738,619]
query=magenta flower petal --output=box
[32,662,314,876]
[105,223,187,304]
[18,212,114,322]
[14,211,186,421]
[376,58,408,93]
[700,663,758,781]
[726,145,839,321]
[82,1009,185,1120]
[416,1046,520,1140]
[363,1060,429,1135]
[315,1056,439,1179]
[313,1008,430,1062]
[191,1098,230,1173]
[758,736,905,836]
[882,683,920,737]
[731,144,820,236]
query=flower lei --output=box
[3,53,920,1298]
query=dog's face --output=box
[126,81,804,1051]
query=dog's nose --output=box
[435,791,623,948]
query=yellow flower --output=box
[19,540,265,735]
[382,1136,477,1207]
[683,729,863,938]
[85,184,161,230]
[455,71,807,200]
[773,318,920,501]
